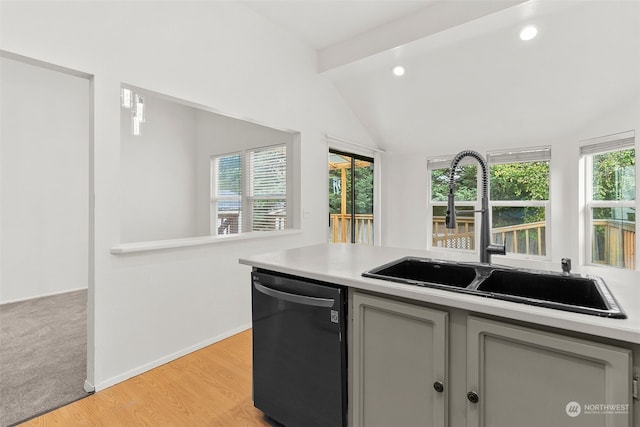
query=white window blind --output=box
[487,146,551,165]
[580,131,635,156]
[248,145,287,231]
[427,156,477,171]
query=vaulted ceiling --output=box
[245,0,640,153]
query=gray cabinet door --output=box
[352,291,448,427]
[466,316,632,427]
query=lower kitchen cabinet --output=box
[466,316,632,427]
[351,291,448,427]
[351,290,633,427]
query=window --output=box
[428,157,479,251]
[211,144,288,235]
[211,153,242,235]
[581,131,635,269]
[428,147,551,258]
[248,145,287,231]
[488,147,550,258]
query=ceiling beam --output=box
[318,0,526,73]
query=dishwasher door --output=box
[251,270,347,427]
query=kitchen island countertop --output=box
[240,243,640,345]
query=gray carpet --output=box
[0,289,89,426]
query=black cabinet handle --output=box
[467,391,479,403]
[433,381,444,393]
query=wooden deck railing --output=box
[330,213,374,245]
[432,216,475,250]
[433,217,547,256]
[434,216,636,267]
[492,221,546,256]
[592,219,635,269]
[328,214,636,267]
[217,212,241,235]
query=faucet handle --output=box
[487,244,506,256]
[561,258,571,275]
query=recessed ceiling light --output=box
[392,65,405,77]
[520,25,538,41]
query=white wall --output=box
[0,57,89,303]
[120,91,198,243]
[0,1,374,390]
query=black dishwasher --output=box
[251,269,347,427]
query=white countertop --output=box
[240,243,640,345]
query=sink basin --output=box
[362,257,477,288]
[362,257,626,318]
[476,269,625,318]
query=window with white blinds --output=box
[248,145,287,231]
[211,144,288,235]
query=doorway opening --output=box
[328,150,374,245]
[0,51,93,425]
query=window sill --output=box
[425,248,554,270]
[111,229,302,255]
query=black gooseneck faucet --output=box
[445,150,506,264]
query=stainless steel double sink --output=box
[362,257,626,318]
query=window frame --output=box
[427,156,481,254]
[427,147,552,259]
[246,144,288,232]
[487,147,551,260]
[580,131,636,270]
[210,142,290,236]
[210,151,243,236]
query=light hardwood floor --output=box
[20,330,271,427]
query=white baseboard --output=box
[93,323,252,392]
[0,286,88,305]
[84,379,96,393]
